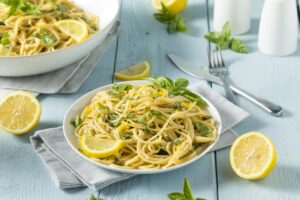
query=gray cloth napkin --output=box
[0,21,121,97]
[30,83,249,191]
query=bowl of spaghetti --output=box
[0,0,119,76]
[63,78,222,174]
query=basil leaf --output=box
[71,115,82,127]
[20,1,41,15]
[98,103,109,113]
[195,198,206,200]
[55,5,69,14]
[0,32,10,48]
[108,113,122,127]
[108,84,133,96]
[194,122,211,136]
[183,177,194,200]
[229,38,248,53]
[176,17,188,32]
[145,77,207,108]
[175,78,189,89]
[153,2,188,34]
[168,192,186,200]
[40,31,56,46]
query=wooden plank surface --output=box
[99,0,218,200]
[206,1,300,199]
[0,41,118,200]
[1,0,300,199]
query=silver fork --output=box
[208,47,238,104]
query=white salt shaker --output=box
[258,0,298,56]
[213,0,251,35]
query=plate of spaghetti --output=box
[0,0,119,76]
[63,77,222,174]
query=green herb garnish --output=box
[108,113,122,127]
[145,77,207,107]
[193,122,211,137]
[153,2,188,34]
[55,5,69,14]
[168,177,206,200]
[171,139,181,145]
[98,103,109,113]
[121,133,132,140]
[71,115,82,127]
[201,116,212,121]
[149,110,163,117]
[108,84,133,97]
[204,21,248,54]
[88,194,103,200]
[0,0,42,16]
[175,101,182,110]
[0,32,10,48]
[40,31,57,46]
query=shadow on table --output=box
[15,121,60,143]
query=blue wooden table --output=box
[1,0,300,199]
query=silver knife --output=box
[168,53,283,117]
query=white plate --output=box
[0,0,120,77]
[63,81,222,174]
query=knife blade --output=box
[167,53,222,85]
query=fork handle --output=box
[229,84,283,117]
[219,75,238,105]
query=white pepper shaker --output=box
[213,0,251,35]
[258,0,298,56]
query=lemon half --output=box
[152,0,187,14]
[80,135,124,158]
[114,60,151,81]
[0,91,41,134]
[230,131,277,180]
[55,20,88,42]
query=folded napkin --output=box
[30,83,249,191]
[0,21,121,97]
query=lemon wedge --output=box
[80,135,124,158]
[230,131,277,180]
[55,20,88,42]
[152,0,187,14]
[114,60,151,81]
[0,91,42,134]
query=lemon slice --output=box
[230,131,277,180]
[55,20,88,42]
[0,91,42,134]
[114,60,151,81]
[152,0,187,14]
[80,135,124,158]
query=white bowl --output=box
[63,81,222,174]
[0,0,120,77]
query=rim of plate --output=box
[0,0,120,59]
[63,80,222,174]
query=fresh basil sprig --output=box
[0,0,42,16]
[108,84,133,97]
[168,177,206,200]
[145,77,207,108]
[204,21,248,54]
[153,3,188,34]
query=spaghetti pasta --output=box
[0,0,98,56]
[74,80,218,170]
